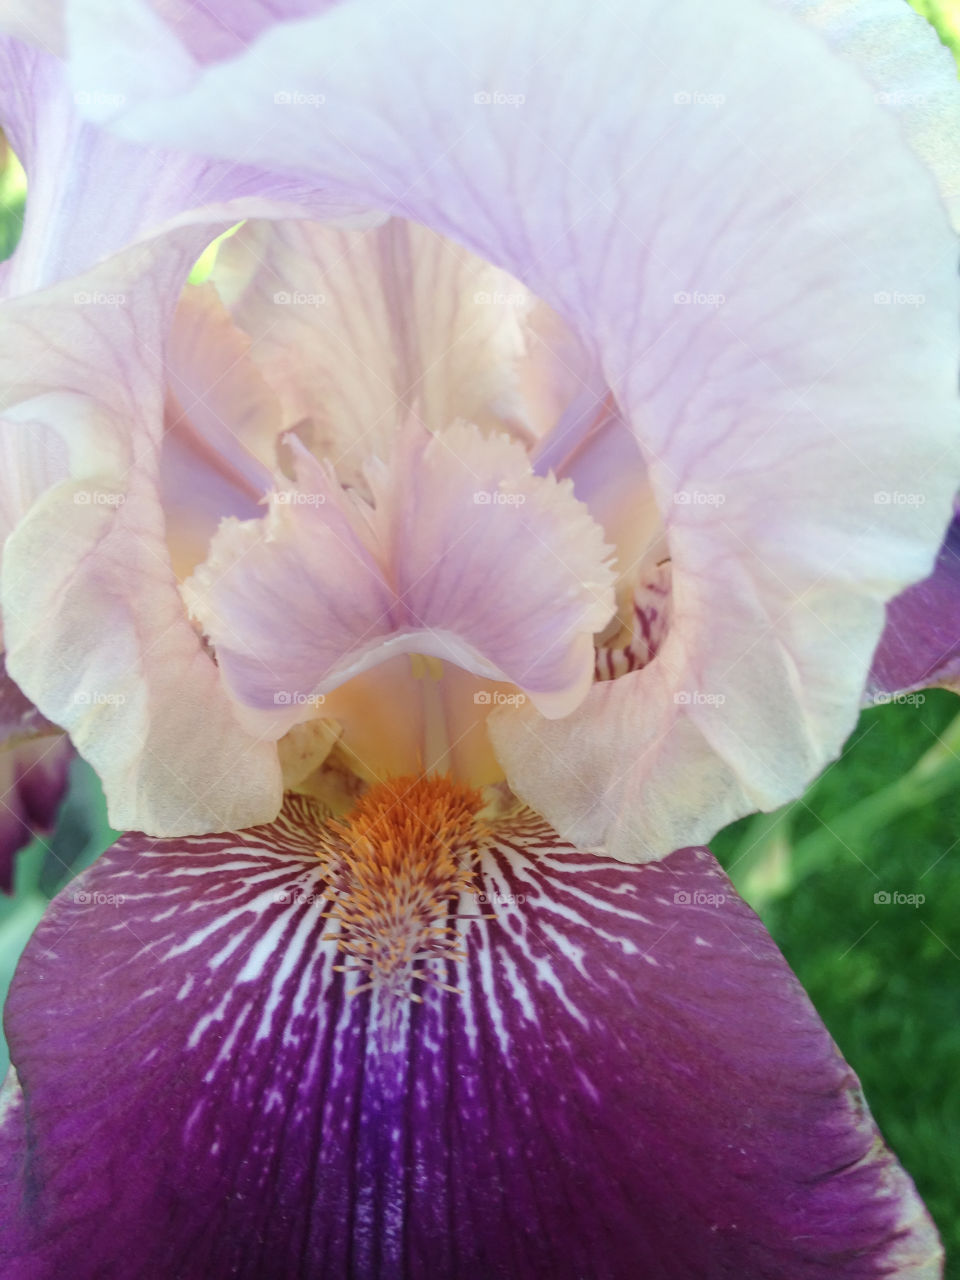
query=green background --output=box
[1,2,958,1270]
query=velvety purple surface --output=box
[871,514,960,696]
[0,798,936,1278]
[0,662,53,744]
[0,663,70,892]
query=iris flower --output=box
[1,1,959,1275]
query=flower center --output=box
[316,774,486,1001]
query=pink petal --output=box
[537,392,663,617]
[778,0,960,227]
[0,35,342,296]
[0,413,68,646]
[0,243,284,835]
[161,283,280,579]
[0,2,63,53]
[82,0,960,856]
[213,217,540,489]
[72,0,331,73]
[0,37,387,835]
[186,422,616,722]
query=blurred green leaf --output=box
[716,689,960,1270]
[0,140,25,261]
[912,0,960,57]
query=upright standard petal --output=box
[213,217,538,488]
[0,792,940,1277]
[62,0,960,858]
[0,38,331,296]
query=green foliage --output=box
[715,689,960,1273]
[0,157,25,262]
[912,0,960,56]
[0,760,117,1078]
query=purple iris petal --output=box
[0,663,70,892]
[0,798,936,1277]
[870,513,960,697]
[0,659,53,743]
